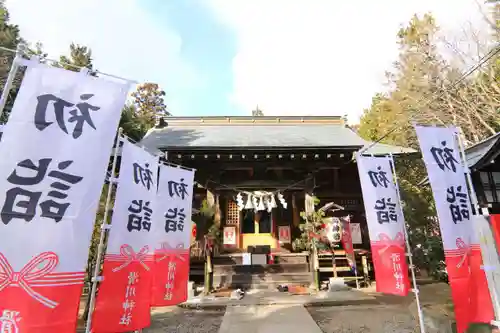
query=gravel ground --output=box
[307,305,419,333]
[144,307,226,333]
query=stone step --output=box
[212,263,309,275]
[214,272,312,282]
[213,273,312,290]
[212,252,310,265]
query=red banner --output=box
[151,242,190,306]
[0,65,129,332]
[468,245,494,323]
[415,125,495,332]
[445,242,494,331]
[0,252,85,332]
[370,233,410,295]
[357,155,410,296]
[490,214,500,254]
[341,218,357,273]
[91,246,154,332]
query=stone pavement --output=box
[218,304,323,333]
[180,289,378,309]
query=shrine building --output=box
[140,115,415,289]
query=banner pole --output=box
[456,128,500,323]
[85,128,123,333]
[0,43,25,121]
[389,153,426,333]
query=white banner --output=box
[357,154,410,295]
[415,125,472,250]
[106,140,159,255]
[357,154,406,243]
[476,215,500,315]
[153,165,195,251]
[0,63,128,274]
[0,63,128,330]
[151,164,195,306]
[350,223,362,244]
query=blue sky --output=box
[141,0,238,116]
[6,0,492,123]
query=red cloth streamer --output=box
[155,242,188,262]
[0,252,83,309]
[105,245,151,272]
[490,214,500,254]
[376,232,405,267]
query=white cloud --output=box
[206,0,491,123]
[6,0,203,112]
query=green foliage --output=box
[131,82,169,131]
[466,322,496,333]
[0,0,22,124]
[191,199,221,244]
[119,103,150,142]
[357,11,499,280]
[54,43,93,72]
[293,197,330,252]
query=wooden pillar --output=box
[333,168,340,192]
[304,175,319,289]
[292,194,300,227]
[362,255,370,286]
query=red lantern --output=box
[192,224,197,239]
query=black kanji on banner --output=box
[127,199,153,232]
[374,197,397,224]
[35,93,100,139]
[164,207,186,233]
[167,178,188,200]
[430,140,459,173]
[367,166,390,188]
[132,162,154,191]
[1,158,83,224]
[446,185,470,223]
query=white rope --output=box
[0,44,139,84]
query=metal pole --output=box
[0,43,25,120]
[456,128,500,322]
[85,128,123,333]
[389,153,426,333]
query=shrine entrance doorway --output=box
[241,210,276,249]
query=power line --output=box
[206,42,500,194]
[357,41,500,156]
[0,45,138,84]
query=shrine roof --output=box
[140,116,415,155]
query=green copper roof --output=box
[140,116,415,155]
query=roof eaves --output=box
[155,145,365,152]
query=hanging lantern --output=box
[191,221,197,245]
[236,192,244,211]
[325,217,342,243]
[257,197,265,211]
[244,194,254,209]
